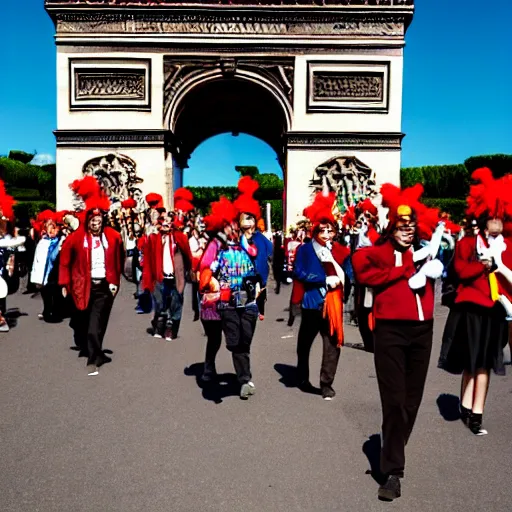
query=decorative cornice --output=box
[48,11,411,39]
[286,131,404,151]
[55,129,171,148]
[45,0,414,8]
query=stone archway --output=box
[46,1,414,221]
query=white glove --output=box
[422,259,444,279]
[408,272,427,290]
[326,276,341,289]
[109,284,118,297]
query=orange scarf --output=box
[323,287,344,347]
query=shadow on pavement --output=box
[274,363,322,395]
[184,362,239,404]
[362,434,387,485]
[437,393,461,421]
[5,308,28,329]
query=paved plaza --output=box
[1,282,511,512]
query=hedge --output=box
[464,154,512,178]
[8,188,41,200]
[13,201,56,228]
[401,165,469,198]
[422,198,467,222]
[8,150,35,164]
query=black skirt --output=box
[438,302,508,375]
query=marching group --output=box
[0,166,511,501]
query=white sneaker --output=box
[87,365,99,376]
[240,381,256,400]
[153,333,162,339]
[0,322,9,333]
[38,313,44,320]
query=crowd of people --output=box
[1,166,511,501]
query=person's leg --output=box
[41,285,51,321]
[221,308,244,380]
[202,320,223,379]
[86,282,113,367]
[192,281,200,321]
[319,318,341,399]
[256,288,267,319]
[296,309,321,386]
[404,321,433,443]
[151,281,166,337]
[460,370,475,425]
[70,306,88,354]
[373,321,408,479]
[168,284,184,339]
[469,369,490,435]
[234,307,258,384]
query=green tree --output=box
[235,166,260,178]
[464,154,512,178]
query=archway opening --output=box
[171,76,289,228]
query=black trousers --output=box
[220,307,258,384]
[71,280,114,366]
[355,284,374,353]
[201,319,223,375]
[41,283,64,323]
[374,319,433,478]
[192,282,200,317]
[297,309,341,391]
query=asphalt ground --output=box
[1,281,511,512]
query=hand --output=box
[109,284,118,297]
[326,275,341,289]
[62,287,68,298]
[481,259,494,270]
[209,278,220,293]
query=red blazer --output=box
[142,230,192,292]
[453,235,512,308]
[352,240,434,321]
[59,226,123,311]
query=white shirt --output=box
[91,236,106,279]
[162,235,174,276]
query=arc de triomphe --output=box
[45,0,414,225]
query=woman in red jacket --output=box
[59,177,123,376]
[352,184,443,502]
[440,168,512,436]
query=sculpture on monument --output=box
[310,156,379,214]
[81,154,144,210]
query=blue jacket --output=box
[252,232,273,285]
[293,242,327,310]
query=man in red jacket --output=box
[59,180,123,376]
[352,186,443,501]
[142,211,192,341]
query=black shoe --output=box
[321,387,336,401]
[468,413,488,436]
[378,475,401,501]
[193,312,200,322]
[460,405,471,427]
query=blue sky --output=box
[1,0,511,186]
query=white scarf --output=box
[83,233,109,249]
[312,240,345,285]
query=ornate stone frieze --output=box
[55,130,169,147]
[53,13,407,38]
[287,132,404,150]
[46,0,413,5]
[163,57,293,123]
[313,72,383,101]
[76,70,145,100]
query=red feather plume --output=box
[303,192,337,225]
[174,187,194,202]
[121,198,137,209]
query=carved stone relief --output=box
[313,72,383,101]
[54,13,406,38]
[75,70,145,100]
[82,154,145,210]
[310,156,379,212]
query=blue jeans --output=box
[152,279,184,329]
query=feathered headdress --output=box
[466,167,512,220]
[145,193,164,210]
[380,183,440,240]
[234,176,261,219]
[342,205,357,228]
[303,191,337,225]
[174,187,195,213]
[71,176,111,213]
[121,197,137,210]
[204,196,237,232]
[357,198,378,218]
[0,179,16,220]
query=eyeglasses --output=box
[319,228,334,234]
[396,225,416,232]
